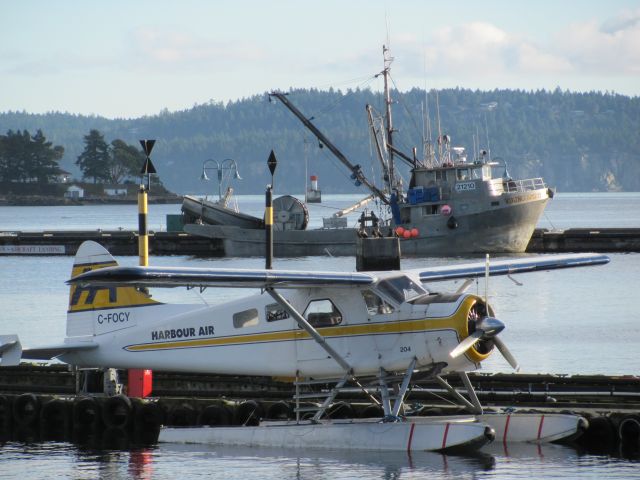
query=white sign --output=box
[455,182,476,192]
[0,245,66,255]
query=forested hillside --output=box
[0,87,638,194]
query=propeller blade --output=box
[449,331,483,359]
[493,336,520,372]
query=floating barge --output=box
[0,365,638,452]
[1,228,640,255]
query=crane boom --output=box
[269,92,389,205]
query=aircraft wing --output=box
[413,253,610,282]
[69,266,377,289]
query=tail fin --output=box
[67,241,159,337]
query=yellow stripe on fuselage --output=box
[124,297,477,353]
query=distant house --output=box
[54,169,72,183]
[64,185,84,199]
[104,186,128,196]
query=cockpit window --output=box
[377,276,428,304]
[362,290,395,315]
[303,299,342,328]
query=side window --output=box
[266,303,290,322]
[362,290,395,316]
[233,308,259,328]
[304,299,342,328]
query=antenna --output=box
[435,91,442,164]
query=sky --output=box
[1,0,639,119]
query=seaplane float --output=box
[0,241,609,452]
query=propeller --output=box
[449,316,504,359]
[450,254,521,371]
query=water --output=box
[0,193,639,478]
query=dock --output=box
[1,228,640,256]
[1,365,638,451]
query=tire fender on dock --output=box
[102,394,133,429]
[13,393,41,428]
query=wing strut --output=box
[434,374,483,414]
[265,288,352,373]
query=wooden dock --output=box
[1,228,640,256]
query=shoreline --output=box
[0,195,182,206]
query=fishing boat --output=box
[184,46,552,257]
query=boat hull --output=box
[158,417,494,452]
[184,195,548,256]
[182,195,263,229]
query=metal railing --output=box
[503,177,546,193]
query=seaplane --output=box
[0,241,609,452]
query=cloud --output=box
[376,9,640,82]
[556,8,640,74]
[387,22,570,79]
[125,27,266,72]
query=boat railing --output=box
[503,177,546,193]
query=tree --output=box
[76,129,110,183]
[0,129,63,182]
[109,139,147,184]
[29,129,64,182]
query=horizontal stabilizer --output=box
[0,335,22,366]
[22,342,98,361]
[415,253,610,282]
[68,266,377,290]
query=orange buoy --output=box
[411,228,419,237]
[395,227,405,236]
[403,230,411,239]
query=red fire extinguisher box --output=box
[128,369,153,398]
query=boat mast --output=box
[269,92,389,205]
[382,45,396,190]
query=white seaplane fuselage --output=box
[63,284,484,378]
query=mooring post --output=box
[265,185,273,270]
[127,139,158,398]
[265,150,278,270]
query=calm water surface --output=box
[0,193,638,478]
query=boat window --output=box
[303,299,342,328]
[266,303,290,322]
[435,170,447,181]
[362,290,395,316]
[377,276,428,304]
[482,165,493,180]
[457,168,470,180]
[470,167,483,180]
[233,308,259,328]
[422,205,439,216]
